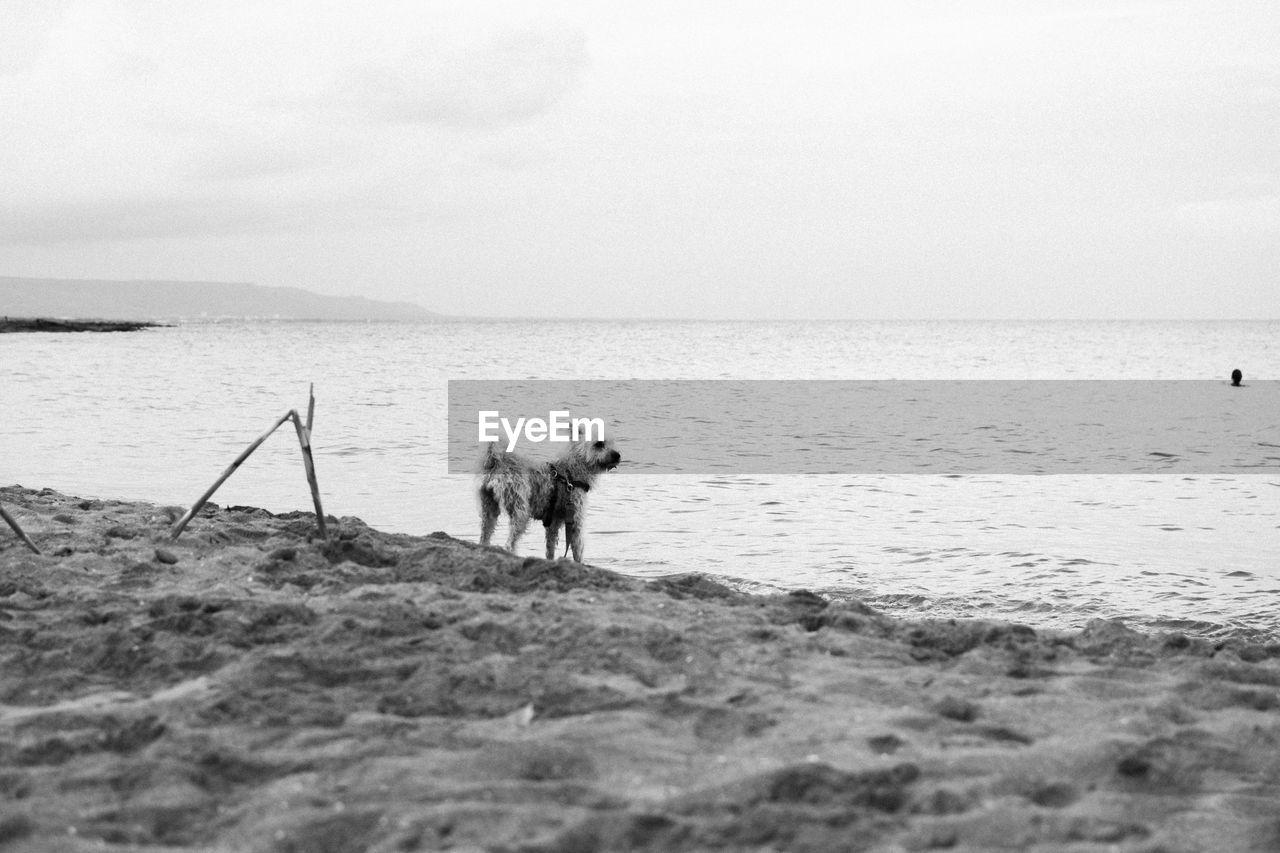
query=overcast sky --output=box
[1,1,1277,319]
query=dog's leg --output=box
[503,492,530,553]
[479,487,499,546]
[545,519,562,560]
[566,519,584,563]
[506,515,531,553]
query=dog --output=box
[479,438,621,562]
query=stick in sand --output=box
[0,502,41,554]
[170,389,327,540]
[306,381,316,434]
[291,385,327,538]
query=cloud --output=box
[0,0,71,75]
[332,23,589,128]
[0,5,590,246]
[1169,194,1280,235]
[3,1,1278,319]
[0,194,313,246]
[0,162,381,251]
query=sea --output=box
[3,319,1278,640]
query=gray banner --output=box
[447,380,1278,475]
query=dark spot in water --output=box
[867,734,905,754]
[1028,781,1079,808]
[933,696,979,722]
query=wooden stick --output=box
[170,410,295,539]
[0,502,41,554]
[289,410,327,539]
[306,382,316,434]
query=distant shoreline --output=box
[0,317,164,333]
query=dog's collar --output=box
[551,465,590,492]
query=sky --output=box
[1,1,1277,319]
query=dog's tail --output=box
[479,441,504,475]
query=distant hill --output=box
[0,277,442,321]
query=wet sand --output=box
[2,484,1279,852]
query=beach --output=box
[7,319,1279,637]
[2,485,1279,851]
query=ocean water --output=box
[3,319,1278,639]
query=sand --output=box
[1,484,1279,852]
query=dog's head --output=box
[574,438,621,472]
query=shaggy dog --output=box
[479,439,621,562]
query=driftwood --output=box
[171,385,327,540]
[0,502,41,554]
